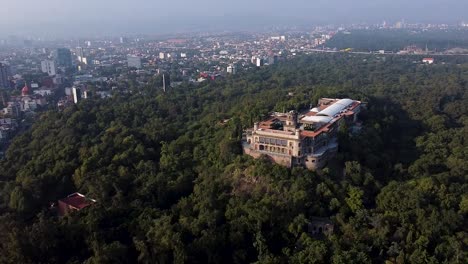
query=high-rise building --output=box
[76,47,84,58]
[75,47,84,62]
[41,60,56,76]
[251,56,257,64]
[120,37,128,44]
[83,90,92,99]
[127,55,142,69]
[256,57,263,67]
[159,52,166,59]
[267,56,278,65]
[55,48,72,68]
[72,87,81,104]
[0,63,10,89]
[162,74,171,92]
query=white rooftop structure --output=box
[301,116,333,124]
[316,98,355,117]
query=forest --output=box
[326,29,468,52]
[0,53,467,263]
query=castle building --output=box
[242,98,362,170]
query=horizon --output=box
[1,0,468,38]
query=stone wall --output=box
[243,145,293,168]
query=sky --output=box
[1,0,467,37]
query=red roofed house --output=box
[422,58,434,64]
[57,192,96,216]
[21,84,30,97]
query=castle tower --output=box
[284,110,298,132]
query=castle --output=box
[242,98,362,170]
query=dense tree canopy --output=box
[0,54,466,263]
[326,29,468,52]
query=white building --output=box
[256,57,263,67]
[41,60,56,76]
[33,88,54,96]
[76,47,84,62]
[422,58,434,64]
[21,97,38,111]
[3,102,21,117]
[227,65,237,74]
[72,87,81,104]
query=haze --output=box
[1,0,467,37]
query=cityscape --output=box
[2,21,468,154]
[0,0,467,263]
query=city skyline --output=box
[1,0,468,37]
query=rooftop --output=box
[255,98,361,138]
[59,192,96,210]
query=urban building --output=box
[72,87,81,104]
[76,47,88,65]
[162,74,170,92]
[243,98,362,170]
[267,56,278,65]
[83,90,92,99]
[422,58,434,64]
[0,63,10,89]
[41,60,56,76]
[227,64,237,74]
[21,83,29,96]
[256,57,263,67]
[3,102,21,117]
[127,55,142,69]
[55,48,72,68]
[0,118,18,142]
